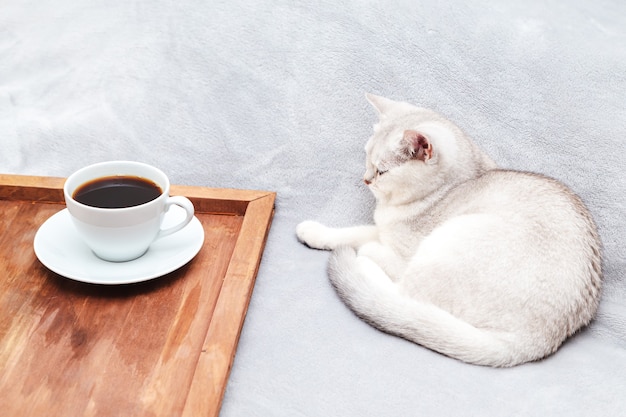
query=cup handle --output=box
[157,196,195,239]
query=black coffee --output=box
[73,176,162,208]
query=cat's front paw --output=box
[296,220,335,250]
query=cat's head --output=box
[363,94,494,205]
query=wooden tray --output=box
[0,174,275,417]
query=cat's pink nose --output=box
[364,178,371,185]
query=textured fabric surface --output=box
[1,1,625,415]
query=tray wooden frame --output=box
[0,174,275,417]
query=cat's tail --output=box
[328,246,533,367]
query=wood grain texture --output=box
[0,175,275,417]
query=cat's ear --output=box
[402,130,434,162]
[365,93,397,115]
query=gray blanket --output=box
[2,0,625,415]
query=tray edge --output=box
[182,192,276,417]
[0,174,275,217]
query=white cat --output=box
[296,94,602,367]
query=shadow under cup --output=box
[63,161,194,262]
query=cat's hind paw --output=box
[296,220,334,250]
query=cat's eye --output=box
[376,169,388,176]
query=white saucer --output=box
[34,207,205,285]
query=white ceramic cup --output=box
[64,161,195,262]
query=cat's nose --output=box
[363,169,374,185]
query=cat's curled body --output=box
[296,94,602,367]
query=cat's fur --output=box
[296,94,602,367]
